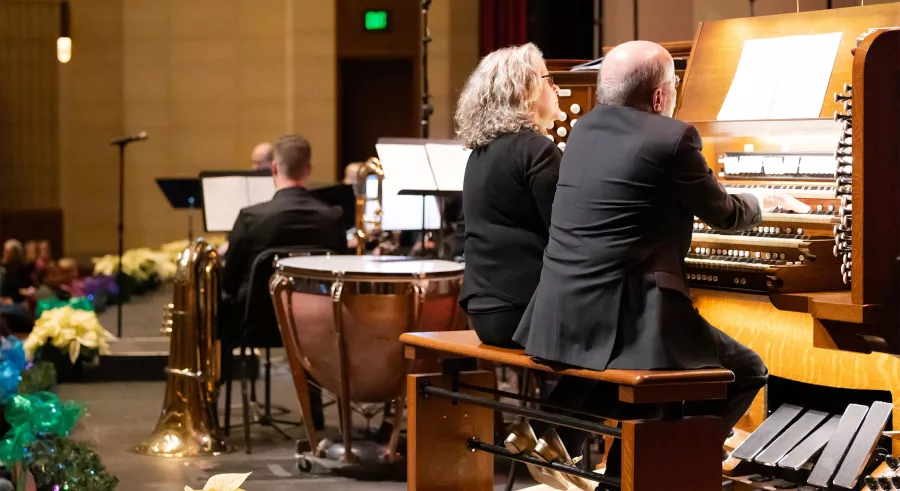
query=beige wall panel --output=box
[291,0,336,184]
[169,0,238,40]
[423,0,479,140]
[0,1,60,211]
[638,0,696,42]
[58,0,124,258]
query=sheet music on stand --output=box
[374,138,444,231]
[375,137,470,258]
[199,170,275,233]
[424,140,471,192]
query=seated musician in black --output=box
[223,134,346,430]
[454,42,562,349]
[511,41,811,489]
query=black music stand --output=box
[156,178,203,242]
[398,189,460,258]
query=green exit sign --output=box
[364,10,389,31]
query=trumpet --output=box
[354,157,385,255]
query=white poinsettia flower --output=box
[24,306,117,361]
[184,472,251,491]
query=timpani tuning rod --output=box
[835,176,852,186]
[836,233,851,245]
[843,83,852,94]
[834,92,852,103]
[835,148,852,160]
[835,243,851,255]
[843,101,853,113]
[834,111,852,124]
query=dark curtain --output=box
[480,0,528,57]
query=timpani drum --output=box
[269,254,465,463]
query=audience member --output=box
[57,257,85,297]
[0,239,34,333]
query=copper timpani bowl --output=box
[270,255,465,403]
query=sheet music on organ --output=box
[717,32,843,121]
[200,175,276,232]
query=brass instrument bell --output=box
[354,157,385,255]
[135,240,229,457]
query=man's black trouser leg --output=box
[530,325,768,478]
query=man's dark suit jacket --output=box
[513,104,762,371]
[223,186,347,303]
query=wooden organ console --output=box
[546,41,692,150]
[671,4,900,489]
[558,5,900,489]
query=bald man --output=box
[511,41,807,482]
[250,142,274,171]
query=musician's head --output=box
[455,42,560,149]
[272,134,312,188]
[597,40,678,118]
[251,142,274,171]
[2,239,23,266]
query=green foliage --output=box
[26,435,118,491]
[17,362,57,395]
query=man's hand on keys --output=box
[748,190,812,214]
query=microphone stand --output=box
[114,139,134,339]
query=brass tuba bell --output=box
[354,156,384,255]
[135,239,229,457]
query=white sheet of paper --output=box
[717,32,843,121]
[375,142,442,231]
[247,176,276,205]
[376,142,438,194]
[202,177,249,233]
[425,142,470,192]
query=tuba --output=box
[134,239,229,457]
[354,157,384,255]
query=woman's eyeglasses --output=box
[541,74,554,86]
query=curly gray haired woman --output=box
[455,42,560,149]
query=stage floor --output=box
[58,368,542,490]
[65,286,539,490]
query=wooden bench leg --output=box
[407,371,495,491]
[622,416,721,491]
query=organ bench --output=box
[401,330,734,491]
